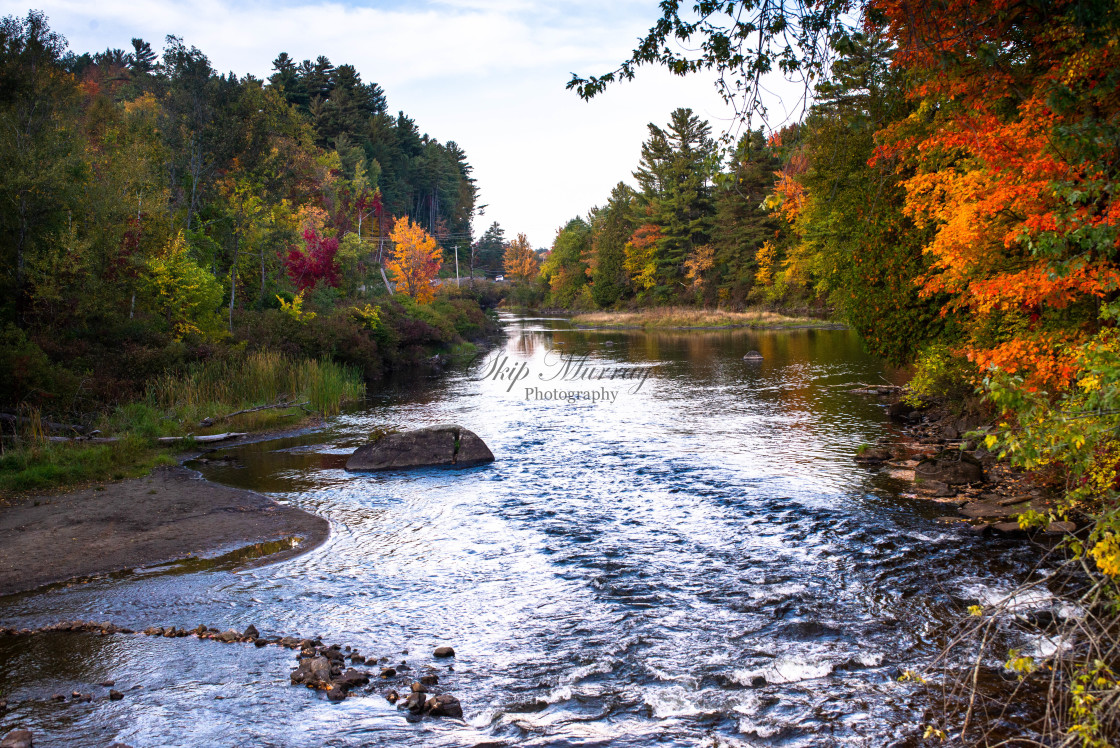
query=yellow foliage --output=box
[277,290,316,322]
[1090,534,1120,577]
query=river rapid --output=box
[0,314,1048,746]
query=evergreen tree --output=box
[588,183,635,307]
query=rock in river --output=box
[345,425,494,471]
[0,731,32,748]
[426,693,464,718]
[433,646,456,658]
[915,452,985,485]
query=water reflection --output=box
[0,313,1042,746]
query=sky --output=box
[0,0,806,249]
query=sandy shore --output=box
[0,465,328,597]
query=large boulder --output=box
[345,425,493,471]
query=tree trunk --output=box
[228,234,239,333]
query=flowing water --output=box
[0,314,1048,747]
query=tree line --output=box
[0,11,490,414]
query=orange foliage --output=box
[870,0,1120,390]
[387,216,442,303]
[503,233,539,282]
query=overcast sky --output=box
[1,1,804,248]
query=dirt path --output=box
[0,465,328,597]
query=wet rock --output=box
[433,646,455,658]
[425,693,464,718]
[379,667,397,678]
[887,400,913,421]
[419,674,439,686]
[345,425,494,471]
[410,681,428,693]
[1046,521,1078,534]
[915,452,985,485]
[334,669,370,690]
[108,689,124,701]
[291,656,333,688]
[49,694,65,702]
[98,680,115,687]
[243,625,259,639]
[918,480,955,498]
[349,654,366,664]
[279,636,300,648]
[0,730,32,748]
[386,690,399,704]
[326,685,348,702]
[993,521,1025,534]
[960,502,1015,519]
[854,448,892,463]
[402,691,427,713]
[217,630,239,643]
[742,351,763,361]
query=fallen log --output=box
[0,412,86,435]
[201,401,309,427]
[157,432,248,444]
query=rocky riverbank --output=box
[852,386,1075,535]
[0,619,465,746]
[0,465,328,596]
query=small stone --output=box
[0,729,33,748]
[50,694,65,702]
[419,674,439,686]
[380,667,397,678]
[386,690,399,704]
[433,646,455,658]
[993,521,1024,534]
[218,630,239,643]
[425,693,464,718]
[108,690,124,701]
[402,691,427,713]
[243,625,259,639]
[325,686,348,702]
[410,681,428,693]
[98,680,115,687]
[1046,521,1077,534]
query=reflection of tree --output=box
[513,331,542,358]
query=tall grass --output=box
[145,350,365,424]
[1,351,365,495]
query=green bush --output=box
[906,343,978,406]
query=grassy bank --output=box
[1,351,365,495]
[570,307,843,330]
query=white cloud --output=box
[1,0,802,248]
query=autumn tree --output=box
[541,217,591,307]
[387,216,441,303]
[503,233,539,282]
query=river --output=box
[0,313,1046,746]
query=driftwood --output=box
[200,401,309,426]
[11,432,245,443]
[157,432,248,444]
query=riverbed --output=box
[0,313,1046,746]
